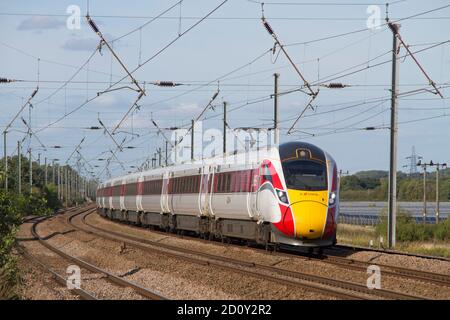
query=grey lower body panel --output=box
[127,211,139,223]
[175,215,209,233]
[270,226,334,247]
[216,219,258,240]
[141,212,169,228]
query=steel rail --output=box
[93,208,450,288]
[30,207,167,300]
[74,210,425,300]
[16,244,98,300]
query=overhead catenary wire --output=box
[34,0,229,135]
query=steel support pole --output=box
[223,101,227,154]
[191,119,195,161]
[274,73,279,145]
[52,160,55,184]
[44,157,47,186]
[423,167,427,223]
[165,141,168,166]
[29,147,32,193]
[3,131,7,191]
[436,166,439,224]
[57,165,60,200]
[18,141,21,194]
[387,22,400,248]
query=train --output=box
[96,141,340,250]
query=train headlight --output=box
[276,189,288,204]
[329,192,336,205]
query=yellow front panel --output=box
[287,189,328,239]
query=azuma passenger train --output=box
[96,141,340,249]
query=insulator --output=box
[262,19,274,35]
[327,83,346,89]
[31,88,38,97]
[87,16,100,33]
[157,81,175,87]
[365,127,376,130]
[0,77,11,83]
[211,91,219,101]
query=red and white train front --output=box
[258,141,339,247]
[96,141,339,248]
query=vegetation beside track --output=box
[0,188,62,299]
[337,213,450,258]
[340,169,450,201]
[0,154,92,299]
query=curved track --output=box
[16,244,98,300]
[24,206,167,300]
[70,209,428,300]
[91,209,450,289]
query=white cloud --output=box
[17,16,64,31]
[61,37,99,51]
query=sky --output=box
[0,0,449,181]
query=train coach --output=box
[96,141,339,249]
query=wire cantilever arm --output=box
[261,17,317,97]
[86,15,146,95]
[388,22,444,98]
[4,87,38,133]
[287,94,318,135]
[111,91,145,135]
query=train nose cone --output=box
[287,190,328,239]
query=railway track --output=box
[68,209,427,300]
[89,208,450,289]
[22,206,167,300]
[16,244,98,300]
[331,244,450,262]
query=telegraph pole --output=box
[429,162,447,223]
[417,160,430,224]
[52,160,56,184]
[29,147,32,193]
[44,157,48,186]
[165,141,168,166]
[17,141,21,194]
[223,101,227,154]
[57,165,60,201]
[3,131,7,191]
[339,169,350,180]
[273,73,279,145]
[422,165,427,223]
[158,148,162,167]
[191,119,195,161]
[387,22,400,248]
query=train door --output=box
[199,165,211,216]
[136,175,144,212]
[248,166,260,219]
[108,184,113,209]
[168,172,175,213]
[208,165,216,216]
[161,171,170,213]
[120,179,126,211]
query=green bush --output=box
[376,210,450,242]
[434,219,450,241]
[0,190,22,299]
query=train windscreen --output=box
[282,160,327,191]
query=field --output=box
[337,223,450,258]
